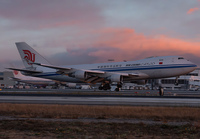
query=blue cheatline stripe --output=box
[91,64,197,72]
[34,64,197,77]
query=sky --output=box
[0,0,200,70]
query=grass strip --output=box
[0,103,200,121]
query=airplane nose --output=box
[190,62,197,71]
[184,59,198,72]
[194,64,197,70]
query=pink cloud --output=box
[77,28,200,62]
[26,27,200,65]
[187,7,199,14]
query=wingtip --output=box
[15,42,26,45]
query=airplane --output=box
[7,42,197,95]
[9,69,85,89]
[9,70,57,88]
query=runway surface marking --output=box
[0,96,200,107]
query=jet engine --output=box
[71,70,87,79]
[131,80,147,85]
[66,83,76,88]
[108,74,123,82]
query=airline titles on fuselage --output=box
[97,62,156,69]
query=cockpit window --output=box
[178,57,184,60]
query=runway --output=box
[0,95,200,107]
[1,88,200,107]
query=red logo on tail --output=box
[23,50,35,65]
[13,70,18,75]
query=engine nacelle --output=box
[109,74,123,82]
[73,70,87,79]
[67,83,76,88]
[131,80,147,85]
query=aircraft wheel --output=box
[174,82,179,86]
[117,83,122,88]
[99,86,103,90]
[103,83,111,90]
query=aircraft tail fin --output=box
[7,70,21,81]
[13,70,22,78]
[15,42,51,71]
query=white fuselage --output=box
[28,56,197,83]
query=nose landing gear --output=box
[159,86,164,96]
[175,76,179,86]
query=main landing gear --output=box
[115,83,122,91]
[98,82,111,90]
[98,82,122,91]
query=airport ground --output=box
[0,89,200,138]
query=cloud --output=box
[90,28,200,56]
[0,0,103,30]
[71,28,200,64]
[48,47,99,65]
[46,28,200,66]
[187,7,199,14]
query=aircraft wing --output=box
[6,68,43,74]
[32,63,105,74]
[32,63,72,71]
[128,73,143,77]
[82,69,105,74]
[31,63,106,83]
[31,63,148,83]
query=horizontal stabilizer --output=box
[8,77,21,81]
[6,68,42,74]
